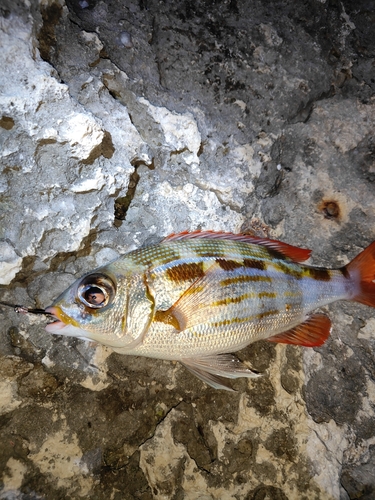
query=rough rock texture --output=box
[0,0,375,499]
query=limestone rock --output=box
[1,1,375,499]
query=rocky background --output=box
[1,0,375,498]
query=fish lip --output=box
[45,320,66,332]
[45,306,64,332]
[44,306,80,331]
[45,306,62,321]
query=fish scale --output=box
[44,231,375,391]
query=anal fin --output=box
[181,354,260,391]
[267,313,331,347]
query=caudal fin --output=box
[345,241,375,307]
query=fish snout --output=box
[45,306,79,332]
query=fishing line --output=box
[0,301,53,316]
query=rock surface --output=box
[0,0,375,499]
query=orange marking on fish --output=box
[211,292,256,307]
[258,291,277,299]
[215,259,243,271]
[165,262,205,282]
[48,306,80,327]
[183,284,205,296]
[211,309,279,328]
[154,309,182,331]
[284,290,300,297]
[305,267,332,281]
[243,259,267,270]
[121,314,127,332]
[221,275,272,287]
[340,267,350,279]
[272,261,303,279]
[257,309,280,320]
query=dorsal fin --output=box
[163,230,311,263]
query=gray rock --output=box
[0,0,374,498]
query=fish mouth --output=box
[45,306,79,332]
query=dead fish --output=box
[43,231,375,390]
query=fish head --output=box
[45,267,133,347]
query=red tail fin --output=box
[345,241,375,307]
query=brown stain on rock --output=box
[81,130,115,165]
[319,199,341,220]
[18,365,59,400]
[0,116,15,130]
[240,218,271,238]
[114,170,140,221]
[114,158,154,225]
[38,2,63,62]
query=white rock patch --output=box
[1,458,28,492]
[0,242,22,285]
[29,425,93,495]
[138,97,201,164]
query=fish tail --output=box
[345,241,375,307]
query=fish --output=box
[45,231,375,391]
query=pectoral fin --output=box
[153,261,227,332]
[181,354,260,391]
[267,313,331,347]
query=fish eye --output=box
[77,273,116,309]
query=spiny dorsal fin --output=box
[267,313,331,347]
[162,230,311,263]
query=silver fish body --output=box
[45,232,375,390]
